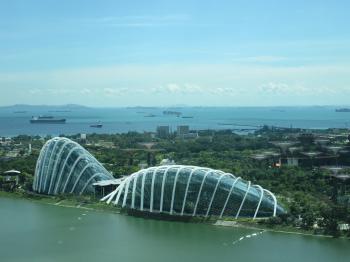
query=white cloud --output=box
[28,88,41,95]
[209,87,241,95]
[103,87,130,96]
[47,88,73,95]
[165,83,181,93]
[80,88,92,95]
[259,82,292,94]
[258,81,350,96]
[152,83,204,94]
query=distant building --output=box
[287,157,299,166]
[160,158,176,165]
[176,125,198,139]
[80,133,87,143]
[93,177,125,198]
[95,141,115,148]
[0,137,11,146]
[1,170,20,189]
[156,126,170,138]
[177,125,189,136]
[338,223,350,231]
[138,162,148,169]
[5,150,19,158]
[183,131,199,139]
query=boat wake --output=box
[232,231,265,245]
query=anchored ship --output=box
[90,122,103,128]
[163,110,182,117]
[335,108,350,112]
[144,114,156,117]
[30,116,66,124]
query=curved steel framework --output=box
[102,165,284,219]
[33,137,113,195]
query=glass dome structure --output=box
[33,137,113,195]
[102,165,284,219]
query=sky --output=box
[0,0,350,107]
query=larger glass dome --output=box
[102,165,285,219]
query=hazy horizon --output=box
[1,1,349,106]
[2,103,350,109]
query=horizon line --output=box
[1,103,350,108]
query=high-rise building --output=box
[156,126,170,138]
[177,125,189,136]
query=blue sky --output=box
[0,0,350,106]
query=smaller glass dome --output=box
[33,137,113,195]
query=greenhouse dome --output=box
[33,137,113,195]
[33,137,284,219]
[102,165,285,219]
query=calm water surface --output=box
[1,106,350,136]
[0,197,349,262]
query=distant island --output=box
[0,104,90,110]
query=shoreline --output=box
[213,220,337,239]
[0,190,348,240]
[0,190,122,214]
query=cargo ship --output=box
[30,116,66,124]
[335,108,350,112]
[90,122,103,128]
[144,114,156,117]
[163,110,182,117]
